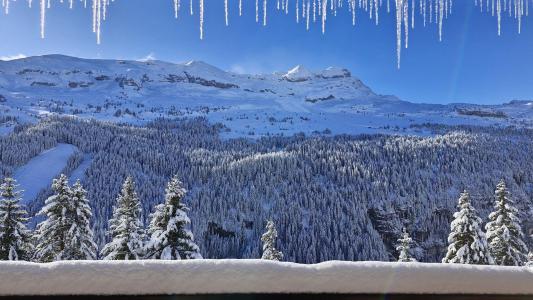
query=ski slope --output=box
[69,154,93,183]
[13,143,78,204]
[0,260,531,295]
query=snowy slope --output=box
[13,143,77,204]
[69,154,93,182]
[0,260,532,295]
[1,55,531,137]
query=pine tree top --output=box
[261,219,283,261]
[396,228,416,262]
[1,177,21,199]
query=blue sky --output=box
[0,0,532,104]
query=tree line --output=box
[398,180,532,266]
[0,175,205,261]
[1,173,531,266]
[0,173,284,262]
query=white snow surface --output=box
[282,65,315,82]
[1,55,532,138]
[0,260,532,295]
[13,143,77,204]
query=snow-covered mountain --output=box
[1,54,531,137]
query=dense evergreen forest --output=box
[1,117,532,263]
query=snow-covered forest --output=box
[1,117,533,263]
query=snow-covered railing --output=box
[0,260,532,296]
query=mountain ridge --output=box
[0,54,532,137]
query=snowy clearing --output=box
[69,154,93,182]
[13,143,78,204]
[0,260,532,296]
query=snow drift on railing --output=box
[0,260,532,295]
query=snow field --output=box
[13,144,78,204]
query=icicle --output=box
[351,0,356,25]
[322,0,327,33]
[92,0,96,33]
[102,0,107,21]
[256,0,259,22]
[423,0,426,26]
[263,0,267,26]
[375,0,379,24]
[96,0,101,44]
[225,0,228,26]
[173,0,179,18]
[199,0,204,39]
[396,0,403,68]
[429,0,432,23]
[411,0,414,28]
[306,0,310,29]
[4,0,533,69]
[296,0,299,23]
[438,0,444,41]
[404,0,408,48]
[496,0,502,35]
[40,0,46,38]
[313,0,317,22]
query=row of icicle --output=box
[1,0,531,67]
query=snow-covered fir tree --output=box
[261,220,283,261]
[63,180,98,260]
[485,180,528,266]
[396,228,416,262]
[145,175,202,260]
[442,191,492,265]
[34,174,73,262]
[0,177,32,260]
[526,252,533,267]
[101,176,145,260]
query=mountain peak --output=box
[183,60,227,77]
[283,65,314,82]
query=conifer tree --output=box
[485,180,528,266]
[63,180,98,260]
[101,176,145,260]
[261,220,283,261]
[145,176,202,259]
[396,228,416,262]
[442,191,492,264]
[526,252,533,267]
[34,174,73,262]
[0,177,32,260]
